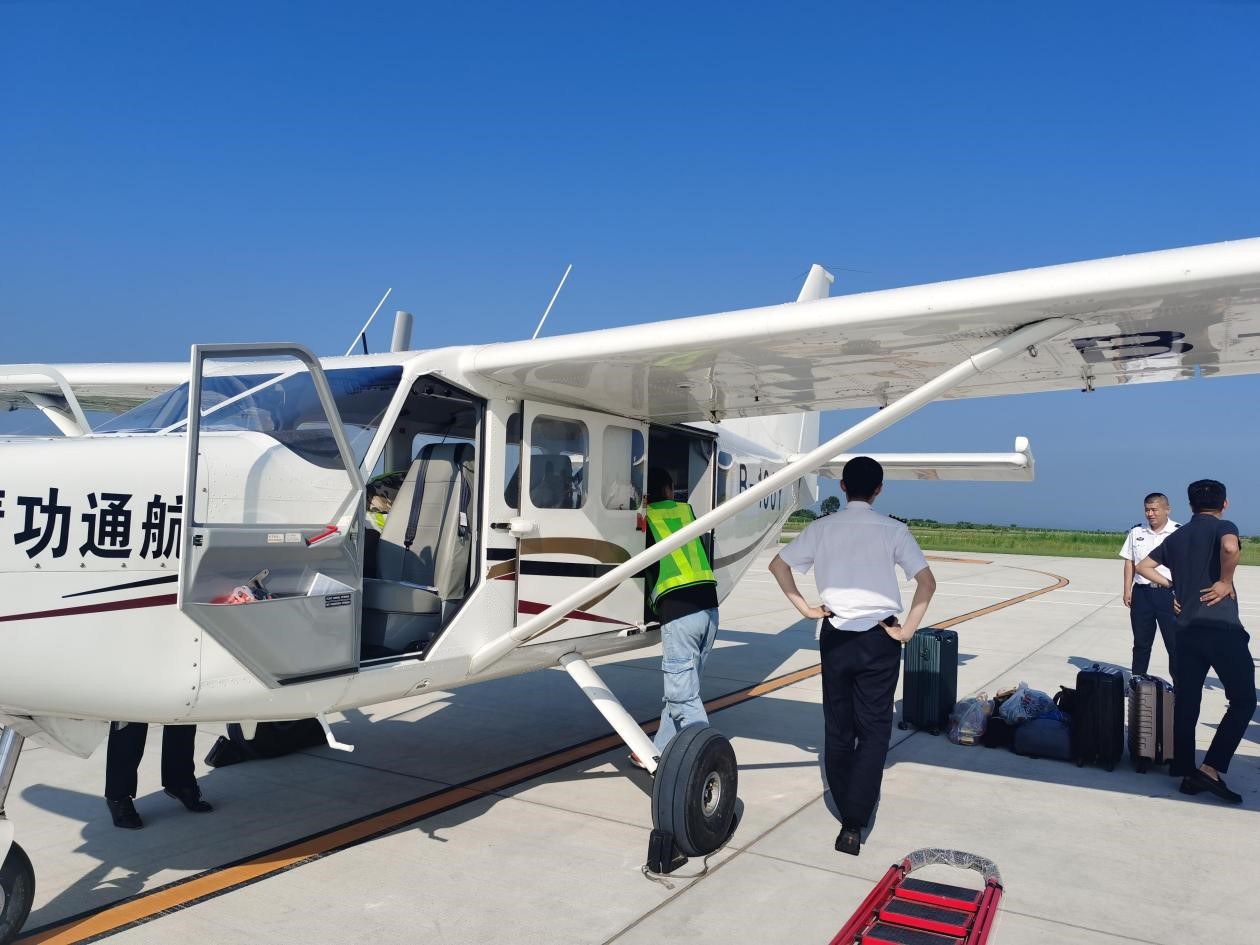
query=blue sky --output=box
[3,2,1258,531]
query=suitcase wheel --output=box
[1075,758,1084,768]
[929,728,940,737]
[897,721,909,731]
[1105,760,1115,772]
[1136,759,1148,774]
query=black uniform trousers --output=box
[1171,624,1256,775]
[1130,583,1178,680]
[105,723,197,800]
[820,624,902,829]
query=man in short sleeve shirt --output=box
[1119,492,1179,679]
[1137,478,1256,804]
[769,457,936,856]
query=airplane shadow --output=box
[24,622,1252,932]
[17,615,825,930]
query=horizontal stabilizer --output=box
[799,437,1034,482]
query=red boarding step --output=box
[828,849,1003,945]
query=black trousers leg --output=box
[834,628,901,829]
[160,725,198,790]
[820,629,859,813]
[1149,586,1179,683]
[1130,585,1158,676]
[1172,633,1210,776]
[1201,628,1257,774]
[105,722,148,800]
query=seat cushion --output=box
[363,578,441,615]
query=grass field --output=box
[781,521,1260,566]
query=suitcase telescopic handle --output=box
[902,848,1003,886]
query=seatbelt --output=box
[403,454,432,550]
[457,463,471,539]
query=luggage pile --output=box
[897,629,1175,773]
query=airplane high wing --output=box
[462,237,1260,424]
[6,238,1258,434]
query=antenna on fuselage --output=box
[531,264,573,340]
[345,287,393,356]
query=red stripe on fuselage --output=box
[0,594,178,624]
[516,599,630,626]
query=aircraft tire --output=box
[651,724,738,858]
[0,842,34,945]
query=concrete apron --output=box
[4,551,1256,945]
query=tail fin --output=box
[769,263,829,454]
[719,264,832,505]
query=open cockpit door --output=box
[179,344,366,686]
[513,402,649,642]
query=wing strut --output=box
[466,316,1078,677]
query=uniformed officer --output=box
[637,467,720,762]
[1119,492,1180,680]
[769,457,936,857]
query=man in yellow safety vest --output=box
[635,467,720,766]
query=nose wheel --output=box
[649,723,739,869]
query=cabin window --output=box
[96,365,402,470]
[503,409,522,509]
[602,427,644,510]
[529,416,588,509]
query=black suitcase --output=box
[1072,664,1125,770]
[898,628,959,735]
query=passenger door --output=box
[179,344,365,686]
[515,402,648,644]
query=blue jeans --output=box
[654,607,720,752]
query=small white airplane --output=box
[1,237,1259,941]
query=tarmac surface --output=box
[6,550,1259,945]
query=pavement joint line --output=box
[599,790,825,945]
[14,566,1067,945]
[995,906,1167,945]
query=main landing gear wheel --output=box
[0,842,35,945]
[651,724,739,858]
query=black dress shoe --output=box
[106,797,143,829]
[164,785,214,813]
[834,826,862,856]
[1181,769,1243,804]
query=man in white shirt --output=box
[1120,492,1180,680]
[768,457,936,857]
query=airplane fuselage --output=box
[0,347,813,739]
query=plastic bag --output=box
[996,682,1056,724]
[948,693,992,745]
[211,569,274,604]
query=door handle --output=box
[490,522,511,531]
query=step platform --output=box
[828,849,1003,945]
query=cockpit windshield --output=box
[96,366,404,469]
